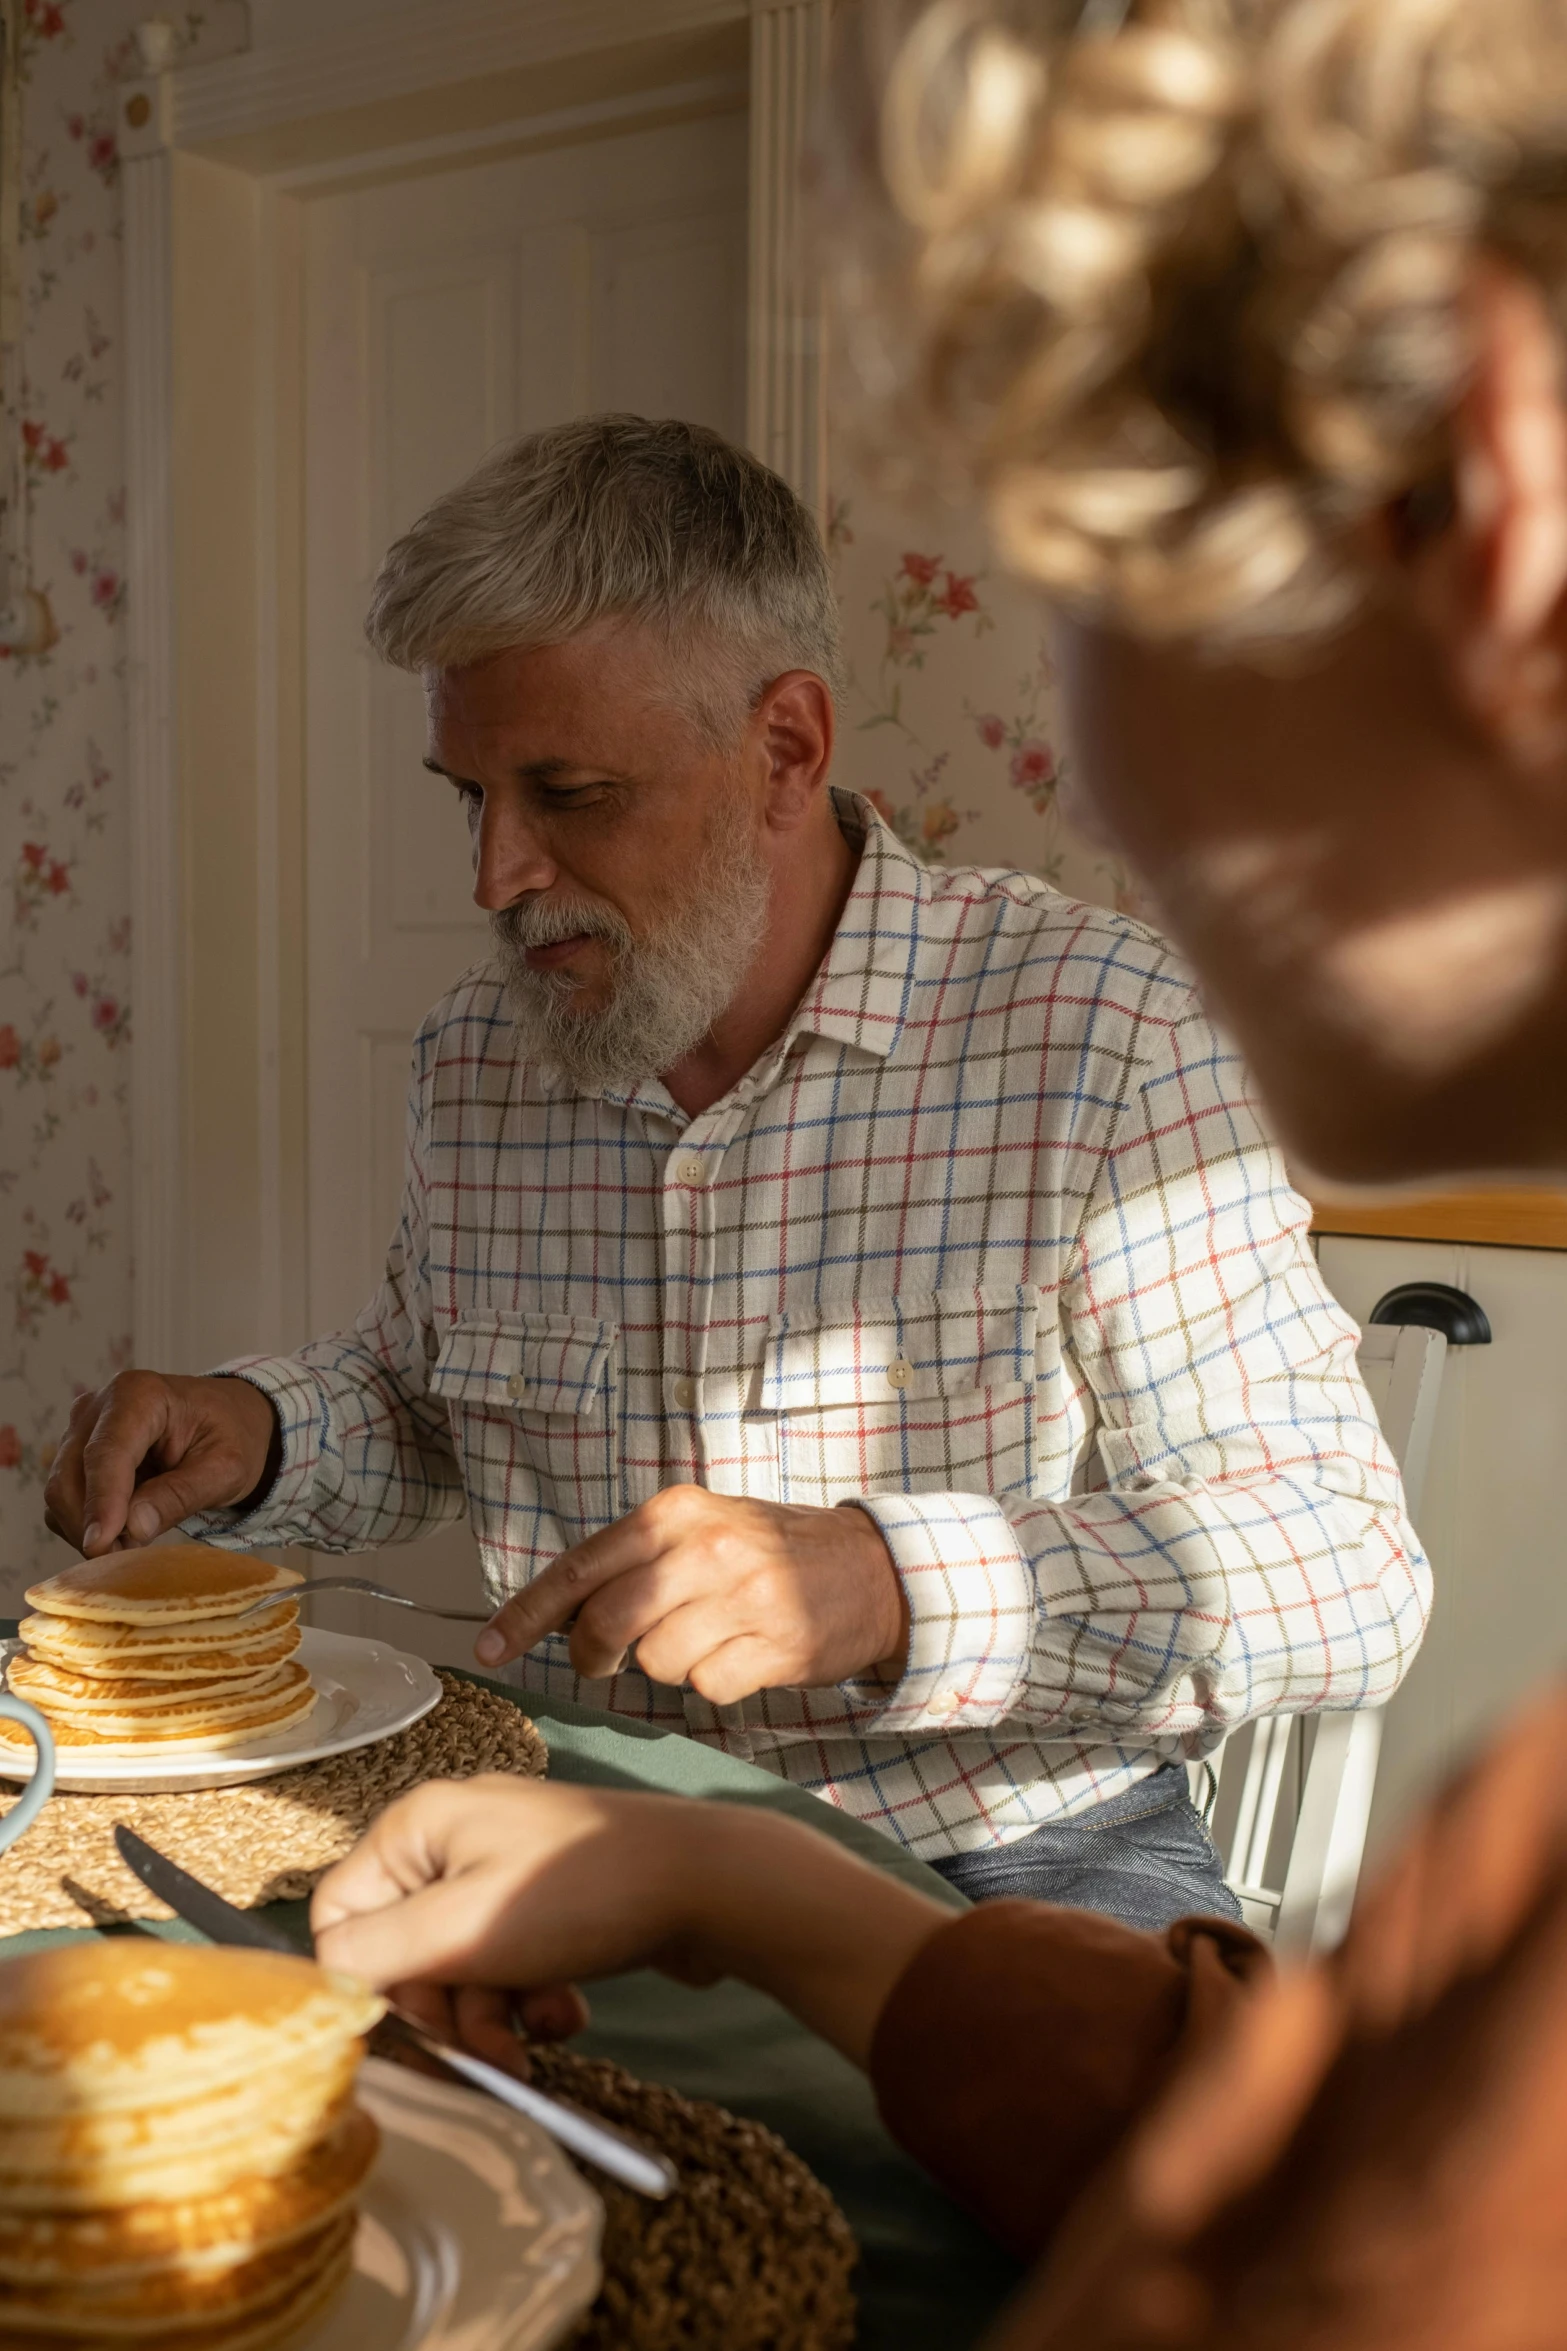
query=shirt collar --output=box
[789,789,925,1065]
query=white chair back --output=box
[1197,1320,1447,1955]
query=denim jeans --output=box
[929,1765,1242,1932]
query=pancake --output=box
[0,2105,378,2284]
[6,1657,303,1713]
[0,1702,317,1757]
[19,1603,300,1653]
[24,1550,303,1630]
[0,2093,362,2214]
[0,1944,382,2123]
[0,2208,355,2334]
[0,1686,318,1755]
[0,1669,317,1753]
[0,1945,376,2351]
[0,2053,362,2208]
[0,2045,359,2179]
[2,2228,357,2349]
[17,1612,300,1681]
[7,1556,316,1760]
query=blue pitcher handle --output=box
[0,1695,56,1851]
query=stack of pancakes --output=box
[1,1549,316,1758]
[0,1940,382,2348]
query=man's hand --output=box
[472,1486,910,1701]
[43,1371,281,1556]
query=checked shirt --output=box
[204,794,1430,1860]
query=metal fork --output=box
[227,1575,491,1627]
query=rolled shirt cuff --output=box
[177,1355,329,1542]
[840,1491,1033,1734]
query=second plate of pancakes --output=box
[0,1950,601,2351]
[0,1628,440,1793]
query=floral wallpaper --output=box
[828,490,1138,911]
[0,0,147,1606]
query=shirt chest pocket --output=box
[430,1310,621,1562]
[760,1286,1039,1507]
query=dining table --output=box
[0,1638,1025,2349]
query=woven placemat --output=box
[530,2046,858,2351]
[0,1671,546,1936]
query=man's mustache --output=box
[491,896,631,955]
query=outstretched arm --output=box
[311,1776,1267,2258]
[43,1028,466,1561]
[311,1777,947,2069]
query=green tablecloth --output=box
[0,1656,1023,2348]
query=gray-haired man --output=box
[45,415,1427,1928]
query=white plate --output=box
[0,1628,442,1792]
[305,2058,602,2351]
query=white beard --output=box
[490,815,771,1094]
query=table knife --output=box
[112,1823,675,2199]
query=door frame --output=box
[119,0,829,1372]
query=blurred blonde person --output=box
[828,0,1567,1189]
[321,6,1567,2347]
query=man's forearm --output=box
[854,1471,1428,1751]
[1006,1473,1429,1736]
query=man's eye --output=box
[454,783,482,813]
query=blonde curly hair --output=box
[829,0,1567,647]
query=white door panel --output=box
[370,256,517,543]
[1316,1235,1567,1862]
[301,109,748,1632]
[591,211,745,425]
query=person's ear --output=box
[754,670,835,824]
[1402,257,1567,769]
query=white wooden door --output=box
[299,109,748,1649]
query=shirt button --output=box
[886,1356,912,1391]
[677,1155,704,1186]
[672,1375,698,1411]
[929,1690,963,1717]
[505,1372,525,1401]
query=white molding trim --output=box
[123,152,186,1369]
[265,72,748,196]
[747,0,830,517]
[163,0,748,152]
[252,182,290,1361]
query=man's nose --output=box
[472,800,557,912]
